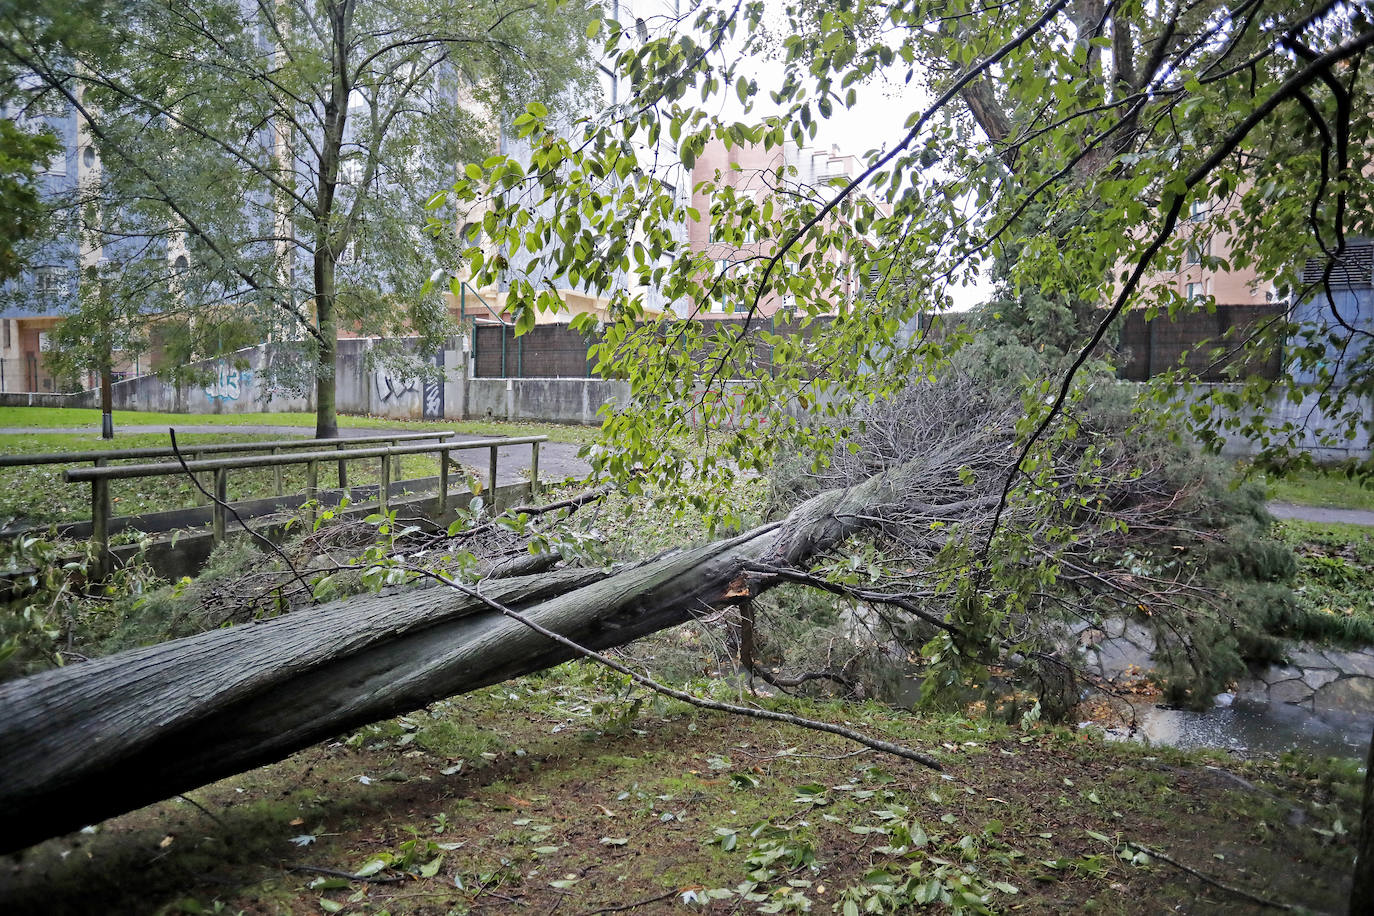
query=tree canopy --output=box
[0,0,597,431]
[0,117,58,284]
[443,0,1374,505]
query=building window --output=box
[83,146,96,168]
[1186,238,1208,265]
[1185,281,1205,301]
[2,319,10,350]
[1188,199,1206,222]
[174,255,188,271]
[42,145,66,176]
[34,266,69,297]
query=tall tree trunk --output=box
[0,475,890,854]
[312,0,349,442]
[313,245,338,440]
[99,359,113,440]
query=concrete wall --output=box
[0,390,96,408]
[8,337,614,426]
[1185,383,1374,463]
[466,377,628,425]
[10,341,1374,462]
[107,343,313,415]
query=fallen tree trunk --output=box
[0,475,894,854]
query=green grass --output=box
[0,409,598,525]
[0,406,598,445]
[1275,518,1374,644]
[0,429,496,526]
[1259,466,1374,511]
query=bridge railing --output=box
[0,430,467,502]
[62,434,547,572]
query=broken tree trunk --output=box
[0,474,895,854]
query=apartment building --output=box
[688,138,868,317]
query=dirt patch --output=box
[0,670,1360,915]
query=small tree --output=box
[0,0,597,435]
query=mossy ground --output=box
[0,664,1360,915]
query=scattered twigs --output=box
[733,746,870,763]
[436,482,616,546]
[168,430,317,604]
[176,793,228,831]
[743,560,960,636]
[286,863,408,885]
[749,663,858,693]
[406,564,945,771]
[576,888,679,915]
[1127,841,1296,911]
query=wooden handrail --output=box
[65,435,547,481]
[64,434,548,574]
[0,430,461,468]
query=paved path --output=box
[1268,501,1374,527]
[0,424,591,488]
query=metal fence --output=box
[1115,304,1286,381]
[471,316,839,379]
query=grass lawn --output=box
[1275,518,1374,643]
[0,409,597,526]
[0,431,467,526]
[1259,466,1374,510]
[0,406,598,446]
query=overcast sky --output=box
[702,6,990,309]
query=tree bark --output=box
[313,260,338,440]
[99,360,113,440]
[0,475,892,854]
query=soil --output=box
[0,668,1360,916]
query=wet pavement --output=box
[1267,500,1374,527]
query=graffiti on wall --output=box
[423,350,444,420]
[374,371,419,403]
[373,351,444,418]
[205,362,253,401]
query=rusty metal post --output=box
[336,442,348,491]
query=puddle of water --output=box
[1110,699,1371,760]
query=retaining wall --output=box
[8,341,1374,460]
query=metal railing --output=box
[62,434,546,572]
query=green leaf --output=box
[354,857,390,877]
[515,305,536,336]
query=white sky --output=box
[702,5,990,309]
